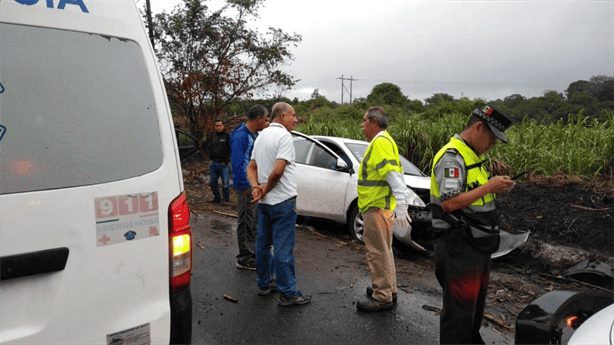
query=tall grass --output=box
[295,105,613,180]
[491,114,614,178]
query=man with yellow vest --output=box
[356,106,412,312]
[430,104,514,344]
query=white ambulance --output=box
[0,0,194,343]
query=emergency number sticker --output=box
[95,192,159,247]
[107,323,150,345]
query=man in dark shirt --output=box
[205,119,231,203]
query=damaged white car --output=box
[291,132,528,258]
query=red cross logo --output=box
[99,234,111,246]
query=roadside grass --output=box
[295,104,614,181]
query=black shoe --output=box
[278,293,311,306]
[366,286,397,303]
[258,280,277,296]
[236,261,256,271]
[356,296,394,312]
[209,198,221,203]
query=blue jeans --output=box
[256,197,301,297]
[209,162,230,201]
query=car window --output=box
[345,143,425,176]
[317,140,352,169]
[0,24,163,194]
[309,145,337,170]
[293,136,313,164]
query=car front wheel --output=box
[348,206,364,242]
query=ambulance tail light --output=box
[169,192,192,293]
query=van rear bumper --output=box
[170,286,192,344]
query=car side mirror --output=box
[334,158,351,173]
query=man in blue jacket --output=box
[230,105,269,270]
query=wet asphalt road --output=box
[189,212,509,345]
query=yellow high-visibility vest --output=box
[357,131,404,213]
[430,137,495,207]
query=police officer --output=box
[356,106,411,312]
[430,104,514,344]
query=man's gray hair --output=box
[270,102,292,120]
[247,104,268,121]
[366,106,388,129]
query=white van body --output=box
[0,0,193,343]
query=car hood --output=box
[403,174,430,190]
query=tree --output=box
[150,0,302,141]
[542,90,565,114]
[366,83,408,106]
[590,76,614,103]
[406,99,425,113]
[565,80,591,100]
[424,93,454,107]
[503,94,525,108]
[311,88,321,100]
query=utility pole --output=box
[338,75,357,104]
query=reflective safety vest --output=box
[357,131,404,213]
[430,137,495,208]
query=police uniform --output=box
[357,130,404,305]
[430,105,512,344]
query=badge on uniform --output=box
[445,167,459,178]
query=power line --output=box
[337,75,357,104]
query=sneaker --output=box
[236,261,256,271]
[356,296,394,312]
[258,280,277,296]
[278,293,311,306]
[366,285,397,303]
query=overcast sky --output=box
[148,0,614,104]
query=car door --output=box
[291,132,351,222]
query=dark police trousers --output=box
[434,228,491,344]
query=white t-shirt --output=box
[250,122,298,205]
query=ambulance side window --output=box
[0,23,163,194]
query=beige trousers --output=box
[363,207,397,303]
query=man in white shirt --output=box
[247,102,311,307]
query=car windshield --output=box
[345,143,425,176]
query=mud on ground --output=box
[183,160,613,340]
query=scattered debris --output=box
[484,312,512,330]
[422,305,441,313]
[211,210,238,218]
[570,204,611,212]
[304,228,347,247]
[198,303,213,313]
[223,294,238,303]
[539,272,613,293]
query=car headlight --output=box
[406,188,426,208]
